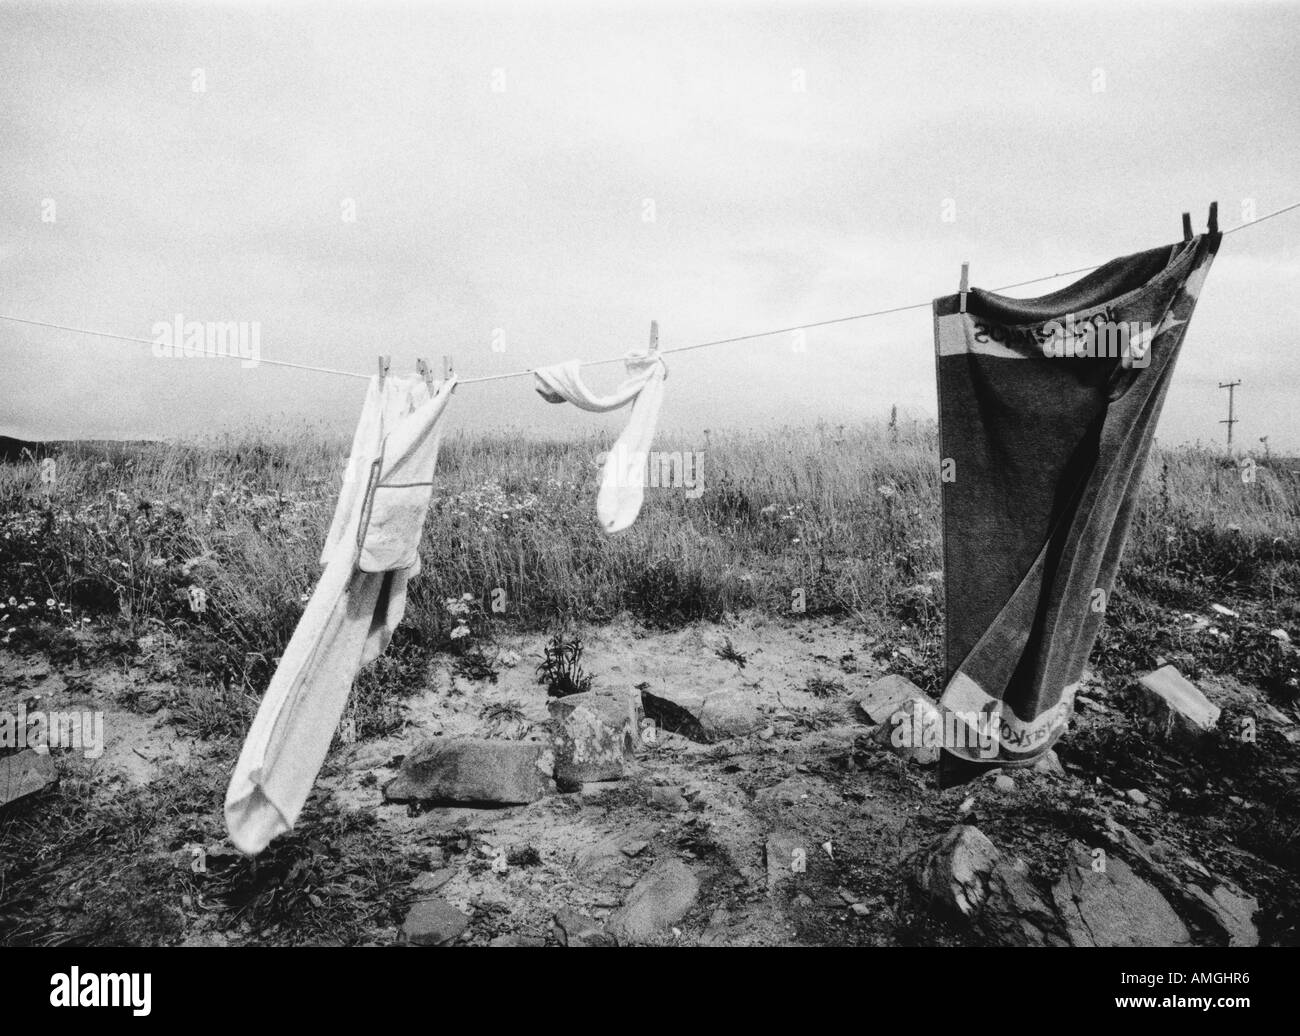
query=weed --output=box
[535,631,592,698]
[803,676,846,699]
[716,637,747,668]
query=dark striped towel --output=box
[932,231,1221,786]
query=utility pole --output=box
[1218,380,1241,446]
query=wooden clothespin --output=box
[1207,200,1219,234]
[958,262,969,314]
[377,354,391,383]
[649,320,659,352]
[1182,212,1193,241]
[415,358,431,386]
[442,355,454,381]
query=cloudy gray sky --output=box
[2,0,1298,450]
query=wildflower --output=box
[7,597,14,607]
[45,598,55,608]
[878,485,896,498]
[451,625,470,640]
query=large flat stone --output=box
[641,682,762,743]
[872,696,944,766]
[1184,884,1259,947]
[400,897,470,946]
[1135,665,1220,742]
[0,749,57,808]
[383,739,556,805]
[607,859,699,943]
[1052,842,1193,947]
[851,674,924,724]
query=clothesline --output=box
[3,198,1298,386]
[0,314,373,381]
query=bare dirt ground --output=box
[3,611,1298,946]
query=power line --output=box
[3,198,1297,386]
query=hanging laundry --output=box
[534,347,667,533]
[932,229,1221,786]
[225,374,456,854]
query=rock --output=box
[1260,703,1292,726]
[1051,842,1192,947]
[851,673,924,724]
[400,898,470,946]
[980,857,1068,947]
[1134,666,1221,742]
[621,839,650,858]
[1126,789,1149,806]
[548,692,632,789]
[914,824,1001,917]
[345,742,394,772]
[0,749,57,808]
[607,859,699,943]
[1032,750,1065,775]
[553,909,616,947]
[1183,884,1258,947]
[383,739,556,805]
[872,696,944,766]
[1099,819,1257,947]
[993,775,1016,794]
[641,682,763,743]
[648,785,688,812]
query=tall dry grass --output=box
[1,422,1297,694]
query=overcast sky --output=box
[2,0,1297,451]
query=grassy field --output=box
[2,424,1299,945]
[1,422,1296,697]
